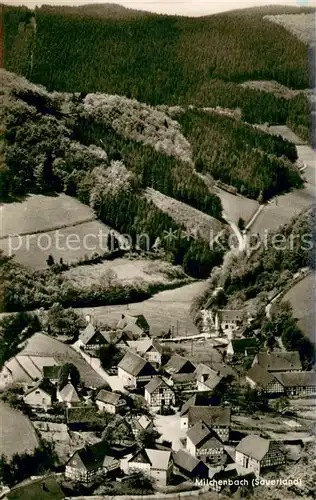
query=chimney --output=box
[85,314,91,324]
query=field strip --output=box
[0,215,98,240]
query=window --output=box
[35,390,40,394]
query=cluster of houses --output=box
[1,310,315,495]
[246,351,316,397]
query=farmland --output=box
[282,271,316,343]
[21,333,104,388]
[0,194,96,238]
[77,281,209,338]
[63,258,188,288]
[0,194,122,269]
[0,401,39,459]
[144,188,225,242]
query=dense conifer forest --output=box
[2,4,312,141]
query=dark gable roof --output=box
[96,389,122,405]
[246,364,276,389]
[173,449,207,473]
[68,441,113,471]
[79,324,109,345]
[230,338,258,354]
[145,376,173,395]
[187,421,212,446]
[180,393,212,417]
[164,353,195,375]
[255,351,302,372]
[118,351,157,377]
[188,406,231,427]
[24,380,56,398]
[43,365,60,379]
[274,371,316,388]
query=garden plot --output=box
[63,258,187,288]
[77,281,209,338]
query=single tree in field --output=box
[58,363,80,389]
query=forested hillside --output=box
[0,70,226,279]
[179,110,302,200]
[1,4,312,140]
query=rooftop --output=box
[164,353,195,375]
[236,434,271,461]
[180,393,212,417]
[118,350,156,377]
[96,389,122,405]
[187,421,212,446]
[58,382,80,403]
[188,406,231,427]
[173,449,205,473]
[145,376,173,394]
[274,371,316,388]
[255,351,302,372]
[145,448,171,470]
[79,323,109,345]
[246,364,276,389]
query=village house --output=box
[127,448,173,486]
[126,338,163,367]
[78,323,110,351]
[202,307,245,339]
[118,351,157,389]
[235,434,285,476]
[23,381,56,410]
[65,441,121,483]
[226,338,259,362]
[184,406,231,443]
[43,365,60,385]
[0,354,59,389]
[246,364,284,396]
[57,378,80,407]
[252,351,302,372]
[180,393,212,429]
[186,421,224,465]
[95,389,125,414]
[131,415,154,438]
[196,369,223,393]
[164,353,196,376]
[273,371,316,397]
[173,449,209,480]
[117,314,150,338]
[144,376,175,408]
